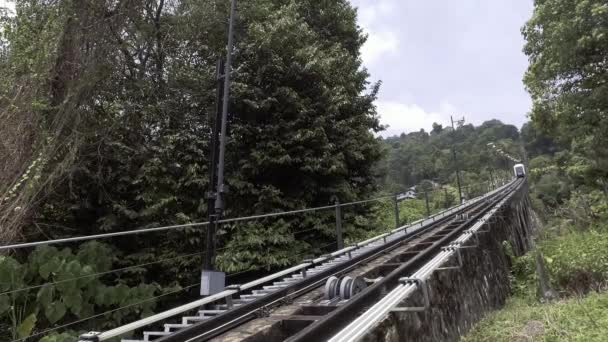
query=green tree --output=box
[523,0,608,195]
[0,0,382,274]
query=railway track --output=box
[80,179,521,342]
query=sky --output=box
[0,0,534,137]
[349,0,535,137]
[0,0,11,10]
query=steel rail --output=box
[79,180,514,341]
[328,182,521,342]
[286,179,521,342]
[156,181,516,342]
[159,214,458,342]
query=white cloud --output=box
[0,0,14,10]
[376,101,456,137]
[0,1,14,17]
[361,30,399,66]
[351,0,400,66]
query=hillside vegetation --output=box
[465,0,608,340]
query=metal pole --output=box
[202,0,237,295]
[334,199,343,250]
[204,59,224,271]
[451,116,463,204]
[444,188,449,208]
[214,0,237,215]
[424,192,431,217]
[394,195,400,228]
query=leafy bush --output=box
[541,230,608,294]
[0,242,159,340]
[560,190,608,228]
[510,253,537,299]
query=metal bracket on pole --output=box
[391,278,430,312]
[477,219,491,233]
[303,258,317,266]
[437,247,463,271]
[225,294,234,309]
[459,229,480,248]
[78,332,100,342]
[226,284,241,292]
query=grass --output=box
[463,292,608,342]
[464,225,608,342]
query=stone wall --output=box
[361,185,531,342]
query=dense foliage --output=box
[465,2,608,340]
[378,119,521,196]
[0,0,385,269]
[523,0,608,196]
[0,0,384,338]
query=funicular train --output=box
[513,163,526,178]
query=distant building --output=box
[397,187,417,200]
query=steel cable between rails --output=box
[11,283,201,342]
[0,251,208,296]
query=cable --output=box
[1,184,479,252]
[0,222,211,251]
[0,251,205,296]
[0,196,390,251]
[12,283,200,342]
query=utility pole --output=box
[202,0,237,296]
[451,116,464,204]
[204,59,223,267]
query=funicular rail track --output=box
[83,180,521,342]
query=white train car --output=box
[513,163,526,178]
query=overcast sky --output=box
[1,0,534,137]
[349,0,534,137]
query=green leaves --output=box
[63,292,83,315]
[541,229,608,293]
[0,256,24,292]
[16,313,37,338]
[44,301,66,324]
[37,286,53,307]
[0,242,161,340]
[523,0,608,194]
[39,257,61,280]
